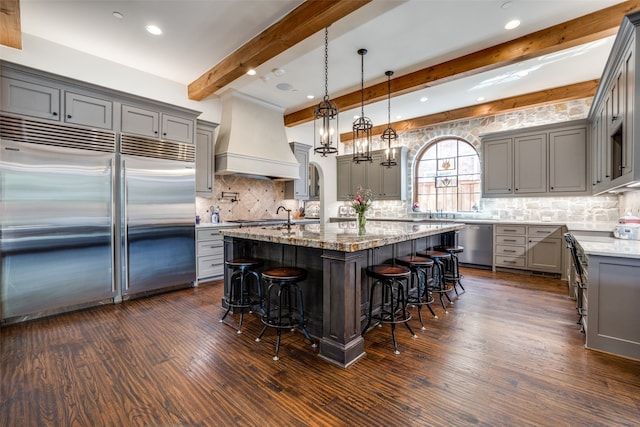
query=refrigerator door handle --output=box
[122,159,129,291]
[109,158,116,293]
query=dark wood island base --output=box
[221,221,464,367]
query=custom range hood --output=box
[215,90,299,180]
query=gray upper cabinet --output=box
[195,121,217,196]
[1,77,61,121]
[121,105,194,144]
[336,148,407,201]
[482,120,589,197]
[284,142,311,200]
[64,91,113,129]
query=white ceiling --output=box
[20,0,623,133]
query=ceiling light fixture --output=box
[313,27,339,157]
[246,69,257,76]
[380,70,398,168]
[420,96,428,102]
[112,11,124,19]
[352,48,373,164]
[145,24,162,35]
[505,19,520,30]
[313,27,340,157]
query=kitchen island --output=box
[221,221,465,367]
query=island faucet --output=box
[276,205,292,229]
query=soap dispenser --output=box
[211,206,221,224]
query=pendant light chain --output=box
[352,48,373,163]
[381,70,398,167]
[314,26,339,157]
[323,27,329,102]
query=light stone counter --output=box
[574,235,640,259]
[220,220,464,252]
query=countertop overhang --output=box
[220,221,464,252]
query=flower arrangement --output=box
[350,186,373,215]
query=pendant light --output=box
[380,70,398,168]
[314,27,339,156]
[352,48,373,164]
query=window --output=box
[414,137,480,212]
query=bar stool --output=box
[417,250,454,313]
[361,264,417,355]
[395,255,437,330]
[220,258,263,334]
[255,266,316,361]
[435,244,465,296]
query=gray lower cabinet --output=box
[196,228,225,281]
[195,121,218,196]
[494,224,563,275]
[122,104,194,143]
[586,254,640,360]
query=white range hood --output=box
[215,90,299,180]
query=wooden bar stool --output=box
[435,245,465,296]
[396,255,437,330]
[255,266,316,361]
[417,250,454,313]
[220,258,263,334]
[361,264,417,354]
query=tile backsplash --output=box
[195,175,299,223]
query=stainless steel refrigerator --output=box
[0,115,196,323]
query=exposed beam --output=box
[338,80,599,143]
[0,0,21,49]
[188,0,371,101]
[285,0,640,127]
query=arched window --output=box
[414,137,481,213]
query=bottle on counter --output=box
[211,206,221,223]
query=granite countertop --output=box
[197,218,319,228]
[220,220,464,252]
[574,234,640,259]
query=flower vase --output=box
[357,212,366,234]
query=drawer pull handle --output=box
[504,229,517,232]
[503,250,516,253]
[504,239,516,242]
[504,260,516,264]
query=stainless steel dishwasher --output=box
[457,223,494,269]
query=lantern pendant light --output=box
[380,70,398,168]
[352,48,373,164]
[313,27,339,156]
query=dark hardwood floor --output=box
[2,268,639,426]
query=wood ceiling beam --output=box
[338,80,599,143]
[285,0,640,127]
[188,0,371,101]
[0,0,22,49]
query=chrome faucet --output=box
[277,205,292,229]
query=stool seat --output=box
[396,255,434,268]
[226,258,263,268]
[435,245,464,254]
[367,264,411,280]
[396,256,437,329]
[419,250,451,260]
[261,267,307,282]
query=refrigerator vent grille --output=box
[0,114,116,153]
[120,134,195,162]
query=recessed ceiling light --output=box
[420,96,428,102]
[505,19,520,30]
[272,68,286,77]
[396,115,402,120]
[501,1,512,9]
[113,11,124,19]
[476,97,485,102]
[276,83,293,91]
[246,69,257,76]
[306,95,315,99]
[145,25,162,35]
[516,70,529,77]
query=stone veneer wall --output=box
[195,175,299,224]
[620,192,640,217]
[340,98,621,222]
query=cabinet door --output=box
[367,153,384,198]
[121,105,159,137]
[285,144,310,200]
[195,124,215,196]
[549,127,587,193]
[528,237,562,273]
[161,114,194,144]
[336,156,352,200]
[351,160,368,193]
[514,133,547,194]
[1,77,60,120]
[482,138,513,195]
[623,45,634,177]
[64,91,113,129]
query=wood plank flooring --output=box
[2,268,639,426]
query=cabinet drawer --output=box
[495,235,526,245]
[496,225,526,235]
[197,241,223,256]
[495,245,526,257]
[528,226,562,238]
[197,254,224,278]
[197,228,223,240]
[495,256,526,268]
